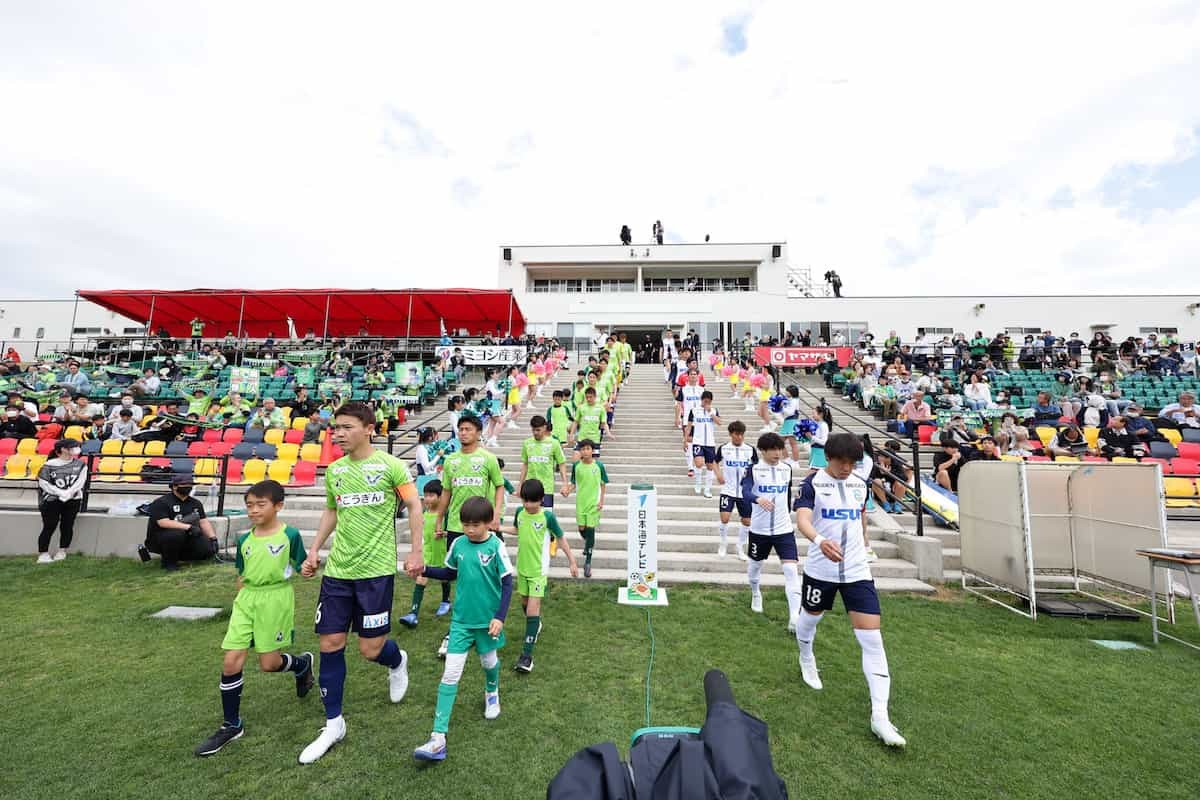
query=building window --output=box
[919,327,953,335]
[35,327,44,339]
[643,276,753,292]
[123,327,147,335]
[1139,326,1178,334]
[12,327,19,338]
[530,278,583,293]
[72,327,102,334]
[584,278,635,293]
[1004,327,1042,335]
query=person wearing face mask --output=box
[107,394,144,423]
[1,404,38,439]
[144,475,218,571]
[35,439,88,564]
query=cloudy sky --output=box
[3,1,1199,299]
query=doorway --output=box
[615,327,668,363]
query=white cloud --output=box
[1,0,1199,300]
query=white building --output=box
[0,299,141,357]
[498,241,1199,349]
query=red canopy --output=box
[78,288,525,338]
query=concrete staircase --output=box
[271,364,937,593]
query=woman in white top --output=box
[413,427,442,477]
[36,439,88,563]
[962,374,992,411]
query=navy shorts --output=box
[315,575,395,638]
[541,494,555,509]
[691,444,717,464]
[718,494,753,519]
[747,531,799,562]
[800,574,881,615]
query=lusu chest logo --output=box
[478,551,494,566]
[268,543,286,556]
[364,472,385,486]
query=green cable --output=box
[644,608,655,727]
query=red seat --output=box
[147,457,171,468]
[917,425,935,444]
[0,439,18,456]
[1141,457,1169,472]
[291,461,317,486]
[35,439,56,455]
[1058,415,1074,425]
[224,458,244,484]
[1082,456,1108,463]
[1176,442,1200,461]
[187,441,210,457]
[1170,458,1200,476]
[284,429,304,444]
[222,428,244,444]
[202,429,222,443]
[1025,455,1051,462]
[208,442,233,457]
[37,413,52,423]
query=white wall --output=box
[0,299,135,352]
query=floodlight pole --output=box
[406,292,414,343]
[506,291,513,336]
[235,293,246,366]
[144,294,156,359]
[68,292,81,358]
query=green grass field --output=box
[1,557,1197,799]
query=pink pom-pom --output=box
[515,373,529,387]
[707,354,720,366]
[738,367,749,379]
[532,362,546,374]
[750,373,767,388]
[721,365,735,377]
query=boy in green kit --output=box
[500,480,579,673]
[398,480,452,628]
[519,415,568,509]
[568,387,614,459]
[194,480,313,756]
[562,439,608,578]
[413,497,514,762]
[547,391,573,446]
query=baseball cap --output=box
[170,474,194,487]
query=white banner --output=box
[435,345,525,365]
[618,483,669,606]
[229,367,260,396]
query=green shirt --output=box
[575,401,606,442]
[323,451,414,579]
[570,460,608,513]
[548,404,573,443]
[441,447,503,532]
[512,508,564,577]
[423,509,438,546]
[444,533,513,628]
[521,435,565,494]
[235,524,306,588]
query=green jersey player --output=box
[297,403,424,764]
[194,480,313,757]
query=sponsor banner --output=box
[435,345,525,366]
[752,347,854,368]
[618,484,668,606]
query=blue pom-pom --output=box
[767,395,787,413]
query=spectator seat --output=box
[64,425,85,440]
[291,417,308,430]
[264,429,286,446]
[143,440,166,457]
[100,439,124,455]
[122,440,144,456]
[121,457,147,481]
[243,459,269,484]
[284,429,304,444]
[80,440,102,455]
[1160,429,1183,446]
[202,429,222,443]
[165,441,189,457]
[224,458,245,485]
[1034,427,1057,448]
[1025,455,1051,462]
[1181,428,1200,444]
[1170,458,1199,476]
[1176,442,1200,461]
[300,443,322,463]
[231,443,257,461]
[3,455,30,479]
[97,456,124,482]
[36,439,57,456]
[193,458,220,484]
[1000,454,1023,462]
[1054,455,1080,462]
[267,460,294,484]
[0,439,17,456]
[292,461,317,486]
[222,428,244,444]
[18,438,39,455]
[1111,456,1138,464]
[1163,477,1199,508]
[1082,428,1101,449]
[243,429,265,444]
[1148,441,1178,460]
[1141,457,1170,471]
[187,441,210,457]
[252,444,277,460]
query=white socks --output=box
[703,470,713,489]
[738,525,749,549]
[719,522,728,546]
[781,563,801,621]
[695,471,703,489]
[855,628,891,720]
[747,560,763,592]
[795,612,823,661]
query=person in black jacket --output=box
[144,475,218,570]
[1,404,37,438]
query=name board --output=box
[753,347,854,368]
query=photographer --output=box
[143,475,218,571]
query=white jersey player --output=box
[739,432,802,627]
[714,421,757,559]
[792,432,906,748]
[685,392,721,498]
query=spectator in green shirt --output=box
[247,397,287,431]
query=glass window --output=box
[12,327,19,338]
[35,327,44,339]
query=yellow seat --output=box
[1164,477,1199,508]
[1161,428,1182,445]
[192,458,219,484]
[281,407,293,420]
[97,456,123,482]
[1055,455,1080,462]
[64,425,85,440]
[140,414,156,429]
[121,457,146,481]
[276,443,300,462]
[1000,454,1024,462]
[122,440,144,456]
[1082,428,1100,449]
[300,443,322,463]
[27,455,47,474]
[4,455,31,479]
[267,460,294,484]
[1035,427,1057,448]
[17,438,38,455]
[101,438,124,455]
[143,440,166,457]
[243,459,268,484]
[1112,456,1139,464]
[264,429,286,445]
[292,417,308,430]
